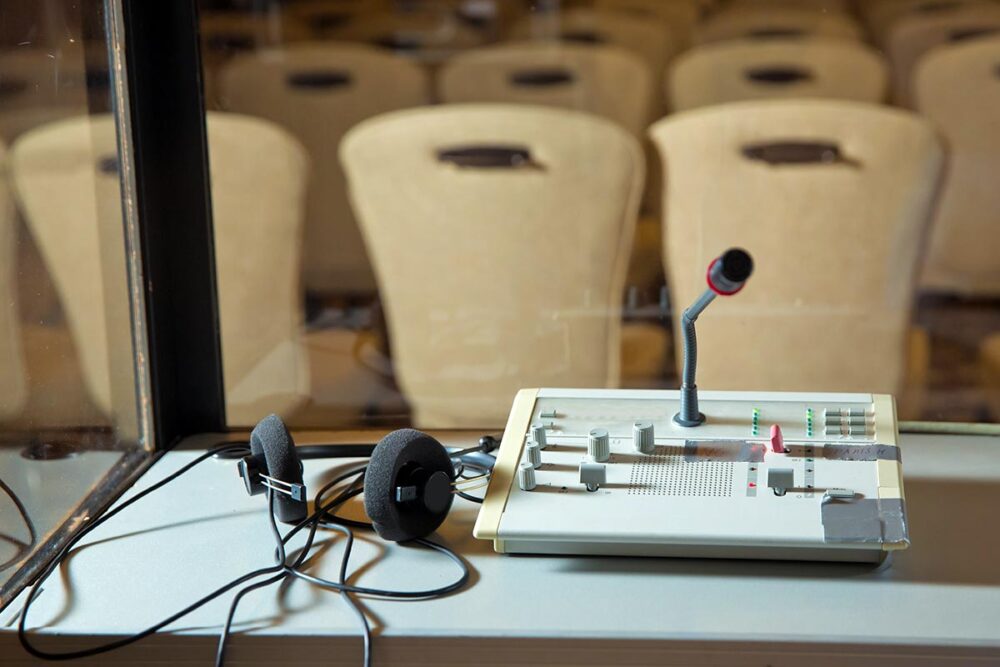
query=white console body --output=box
[473,389,908,563]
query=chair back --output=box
[439,42,653,137]
[0,141,26,421]
[220,43,430,294]
[650,100,943,394]
[695,6,862,44]
[341,104,644,427]
[10,113,310,426]
[670,38,888,111]
[886,4,1000,105]
[914,36,1000,294]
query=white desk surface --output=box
[2,432,1000,666]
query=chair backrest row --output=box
[4,95,969,428]
[9,114,310,427]
[914,35,1000,295]
[201,4,866,84]
[340,100,944,425]
[341,104,644,427]
[651,100,943,394]
[215,37,893,295]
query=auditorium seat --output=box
[886,3,1000,105]
[0,48,98,142]
[0,141,26,423]
[592,0,699,48]
[11,114,315,427]
[508,8,679,89]
[695,5,862,44]
[650,100,943,410]
[980,333,1000,420]
[200,11,310,109]
[669,38,888,111]
[218,43,430,296]
[914,36,1000,295]
[862,0,993,47]
[723,0,848,12]
[329,8,485,64]
[340,104,647,427]
[286,0,383,39]
[438,42,654,137]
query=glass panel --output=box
[198,0,1000,431]
[0,0,146,599]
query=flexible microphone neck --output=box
[674,248,754,427]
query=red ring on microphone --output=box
[706,258,746,296]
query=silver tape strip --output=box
[821,498,908,544]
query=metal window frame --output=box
[0,0,223,611]
[119,0,226,448]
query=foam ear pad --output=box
[363,429,454,542]
[250,414,306,525]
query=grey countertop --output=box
[2,432,999,666]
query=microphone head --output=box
[707,248,754,295]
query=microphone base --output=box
[673,412,706,427]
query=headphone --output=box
[18,414,498,666]
[237,414,497,542]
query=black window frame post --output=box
[120,0,226,448]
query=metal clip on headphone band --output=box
[260,474,307,502]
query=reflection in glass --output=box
[197,0,1000,429]
[0,1,143,599]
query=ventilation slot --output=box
[628,451,733,497]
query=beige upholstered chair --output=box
[330,8,485,64]
[886,4,1000,106]
[509,7,676,212]
[286,0,384,38]
[0,48,95,142]
[11,113,311,427]
[724,0,848,11]
[438,42,653,137]
[0,142,26,422]
[592,0,699,47]
[862,0,993,46]
[509,8,679,84]
[669,38,888,111]
[981,333,1000,420]
[219,43,430,295]
[695,6,862,44]
[341,104,645,428]
[200,11,310,109]
[914,36,1000,295]
[650,100,943,398]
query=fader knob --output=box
[526,442,542,469]
[588,428,610,462]
[531,423,547,448]
[633,421,654,454]
[579,459,607,492]
[517,461,536,491]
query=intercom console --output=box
[474,387,907,564]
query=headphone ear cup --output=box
[250,414,306,524]
[364,429,454,542]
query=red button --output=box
[770,424,786,454]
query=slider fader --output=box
[474,388,907,563]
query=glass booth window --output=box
[197,0,1000,431]
[0,1,145,601]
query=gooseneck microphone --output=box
[674,248,754,427]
